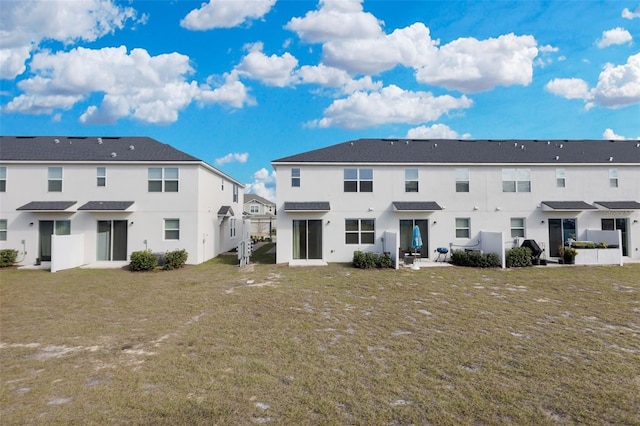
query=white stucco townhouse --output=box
[0,136,245,270]
[243,193,276,239]
[272,139,640,267]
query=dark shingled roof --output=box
[0,136,200,162]
[217,206,234,216]
[78,201,134,211]
[541,201,597,210]
[272,139,640,164]
[17,201,77,211]
[284,202,331,211]
[392,201,442,211]
[594,201,640,210]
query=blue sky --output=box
[1,0,639,200]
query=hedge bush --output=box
[450,250,501,268]
[352,251,394,269]
[164,249,188,270]
[129,250,158,271]
[506,247,532,268]
[0,249,18,268]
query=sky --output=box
[1,0,639,201]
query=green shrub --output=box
[164,249,188,270]
[129,250,157,271]
[506,247,532,268]
[352,251,394,269]
[450,250,501,268]
[0,249,18,268]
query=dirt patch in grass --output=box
[1,263,639,424]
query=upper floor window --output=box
[164,219,180,240]
[230,218,237,237]
[455,168,470,192]
[609,169,618,188]
[250,205,259,214]
[344,168,373,192]
[233,184,239,202]
[221,179,225,191]
[405,168,418,192]
[556,169,565,188]
[0,219,6,241]
[502,168,531,192]
[345,219,375,244]
[291,168,301,187]
[149,167,179,192]
[511,218,525,238]
[97,167,106,187]
[455,218,470,238]
[0,167,6,192]
[48,167,62,192]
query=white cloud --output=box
[622,6,640,19]
[602,128,640,140]
[310,84,473,129]
[285,0,383,43]
[596,27,633,48]
[244,167,276,202]
[297,64,381,93]
[181,0,276,31]
[3,46,249,124]
[215,152,249,166]
[545,78,590,99]
[198,72,255,108]
[0,0,139,79]
[545,54,640,109]
[235,43,299,87]
[406,124,471,139]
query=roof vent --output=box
[111,152,117,158]
[609,157,613,162]
[433,143,437,148]
[514,142,518,147]
[390,141,393,145]
[555,155,560,160]
[636,143,640,148]
[54,139,60,144]
[350,142,354,146]
[129,145,135,150]
[405,140,409,145]
[547,141,551,145]
[559,144,564,148]
[97,137,102,144]
[521,145,525,150]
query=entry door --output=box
[97,220,128,261]
[292,220,322,260]
[399,219,428,256]
[602,218,629,256]
[39,221,54,261]
[548,218,577,257]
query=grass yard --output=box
[1,251,639,425]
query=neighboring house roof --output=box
[78,201,134,211]
[284,202,331,211]
[244,193,275,206]
[272,139,640,164]
[17,201,77,211]
[594,201,640,210]
[0,136,200,162]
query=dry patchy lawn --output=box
[1,259,639,425]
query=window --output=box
[556,169,565,188]
[56,220,71,235]
[405,168,418,192]
[0,219,6,241]
[0,167,6,192]
[502,169,531,192]
[48,167,62,192]
[344,168,373,192]
[455,168,469,192]
[455,218,470,238]
[609,169,618,188]
[291,168,300,187]
[97,167,106,187]
[345,219,375,244]
[230,218,236,238]
[250,205,259,214]
[164,219,180,240]
[511,218,525,238]
[221,179,225,190]
[148,167,179,192]
[233,184,239,202]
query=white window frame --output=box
[250,205,259,214]
[502,168,531,193]
[0,167,6,192]
[405,168,418,192]
[455,168,469,193]
[148,167,179,192]
[0,219,7,241]
[233,184,239,203]
[344,168,373,193]
[230,218,237,238]
[345,219,375,244]
[164,219,180,240]
[455,218,470,239]
[510,218,526,238]
[556,169,565,188]
[291,168,300,187]
[48,166,63,192]
[609,168,618,188]
[97,167,106,187]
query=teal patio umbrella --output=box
[411,225,423,256]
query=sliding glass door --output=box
[293,220,322,260]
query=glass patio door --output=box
[548,218,576,257]
[293,219,322,260]
[97,220,128,261]
[399,219,428,256]
[602,218,629,256]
